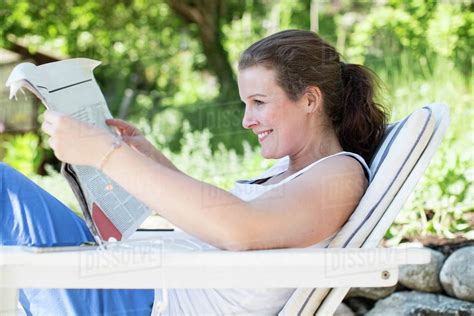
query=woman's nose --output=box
[242,107,257,129]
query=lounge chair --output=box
[279,103,450,315]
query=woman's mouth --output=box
[257,129,273,142]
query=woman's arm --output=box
[42,111,248,249]
[99,134,251,250]
[100,140,366,251]
[42,111,367,251]
[147,148,181,174]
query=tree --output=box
[167,0,239,104]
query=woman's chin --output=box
[260,148,279,160]
[260,149,271,159]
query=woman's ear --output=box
[304,86,322,113]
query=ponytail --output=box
[337,63,388,162]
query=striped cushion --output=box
[279,105,441,316]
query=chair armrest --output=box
[0,246,429,289]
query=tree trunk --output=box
[166,0,239,105]
[5,41,59,65]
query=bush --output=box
[2,132,43,177]
[381,55,473,243]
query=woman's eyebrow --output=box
[246,93,267,99]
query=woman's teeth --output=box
[258,130,272,140]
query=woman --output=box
[1,30,387,315]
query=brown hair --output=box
[238,29,388,163]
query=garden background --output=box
[0,0,472,245]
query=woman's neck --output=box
[286,128,343,175]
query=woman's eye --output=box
[254,100,264,106]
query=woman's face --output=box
[238,65,313,159]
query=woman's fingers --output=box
[105,118,131,128]
[41,120,54,135]
[121,135,143,148]
[47,136,57,150]
[42,110,69,136]
[105,120,123,136]
[106,118,140,136]
[43,110,63,124]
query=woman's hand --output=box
[106,118,183,173]
[105,118,160,162]
[41,110,114,167]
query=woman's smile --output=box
[257,129,273,142]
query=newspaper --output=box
[5,58,151,245]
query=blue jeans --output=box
[0,163,154,315]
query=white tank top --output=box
[152,151,371,315]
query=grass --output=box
[375,54,473,243]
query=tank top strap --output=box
[235,151,372,188]
[276,151,372,186]
[338,151,372,182]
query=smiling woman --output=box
[2,30,388,315]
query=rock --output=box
[366,291,474,316]
[346,285,397,300]
[406,236,474,257]
[398,248,445,292]
[344,297,374,315]
[334,303,355,316]
[440,246,474,302]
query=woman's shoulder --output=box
[293,151,370,184]
[310,152,369,184]
[241,152,369,249]
[284,152,369,202]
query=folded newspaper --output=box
[5,58,151,245]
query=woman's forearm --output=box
[149,148,182,174]
[101,139,251,250]
[41,113,253,250]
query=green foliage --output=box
[1,0,472,241]
[2,132,43,176]
[425,2,473,69]
[0,0,216,115]
[347,7,423,63]
[386,134,474,244]
[381,55,473,244]
[344,1,473,69]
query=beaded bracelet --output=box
[98,135,123,171]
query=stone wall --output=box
[336,245,474,315]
